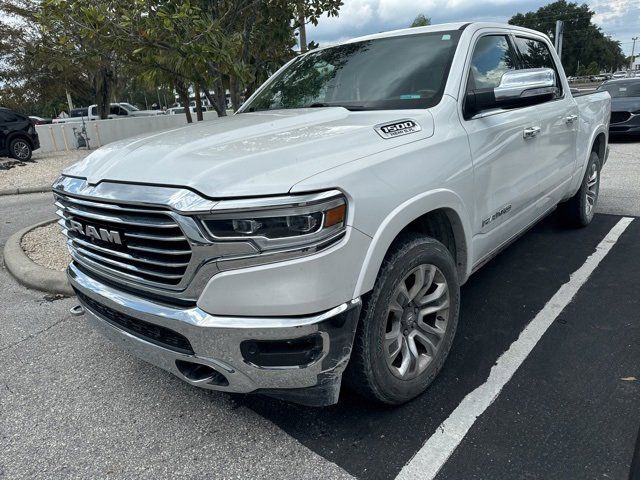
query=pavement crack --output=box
[0,317,70,353]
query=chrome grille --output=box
[55,194,192,287]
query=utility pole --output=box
[631,37,638,70]
[554,20,564,62]
[65,89,74,113]
[298,1,307,53]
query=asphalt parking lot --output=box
[1,138,639,479]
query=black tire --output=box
[562,151,601,227]
[345,234,460,405]
[9,137,32,162]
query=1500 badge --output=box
[375,119,421,139]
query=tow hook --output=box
[69,305,85,317]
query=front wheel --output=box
[562,151,601,227]
[345,234,460,405]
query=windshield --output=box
[242,31,461,112]
[120,102,140,111]
[598,81,640,98]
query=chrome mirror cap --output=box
[495,68,557,101]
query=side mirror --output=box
[465,68,558,118]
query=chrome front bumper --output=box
[68,263,361,406]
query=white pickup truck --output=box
[54,22,610,407]
[53,103,162,123]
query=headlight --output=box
[200,190,347,252]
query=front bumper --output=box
[68,263,361,406]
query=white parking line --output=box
[396,217,635,480]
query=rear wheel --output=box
[562,151,600,227]
[9,138,32,161]
[345,234,460,405]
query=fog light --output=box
[240,334,323,367]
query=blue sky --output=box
[307,0,640,56]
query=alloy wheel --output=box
[585,162,599,217]
[384,264,450,380]
[12,141,30,160]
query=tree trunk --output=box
[175,81,193,123]
[200,84,221,116]
[95,67,113,120]
[229,75,241,112]
[194,87,204,121]
[200,78,227,117]
[215,77,227,116]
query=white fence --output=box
[36,111,220,153]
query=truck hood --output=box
[64,108,434,198]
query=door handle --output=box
[565,114,578,124]
[523,126,541,139]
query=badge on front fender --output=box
[374,119,421,139]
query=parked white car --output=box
[54,22,610,407]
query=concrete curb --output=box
[3,218,74,296]
[0,185,52,196]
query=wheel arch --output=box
[6,131,34,149]
[354,189,472,298]
[591,130,606,162]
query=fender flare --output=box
[570,125,607,195]
[586,125,608,167]
[353,189,473,297]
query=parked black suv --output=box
[0,107,40,161]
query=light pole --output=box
[631,37,638,70]
[555,21,564,61]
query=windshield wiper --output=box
[307,102,367,111]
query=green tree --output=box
[36,0,128,119]
[216,0,343,110]
[585,61,599,75]
[509,0,626,75]
[2,0,344,119]
[410,14,431,28]
[0,0,94,117]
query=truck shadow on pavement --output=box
[238,212,625,479]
